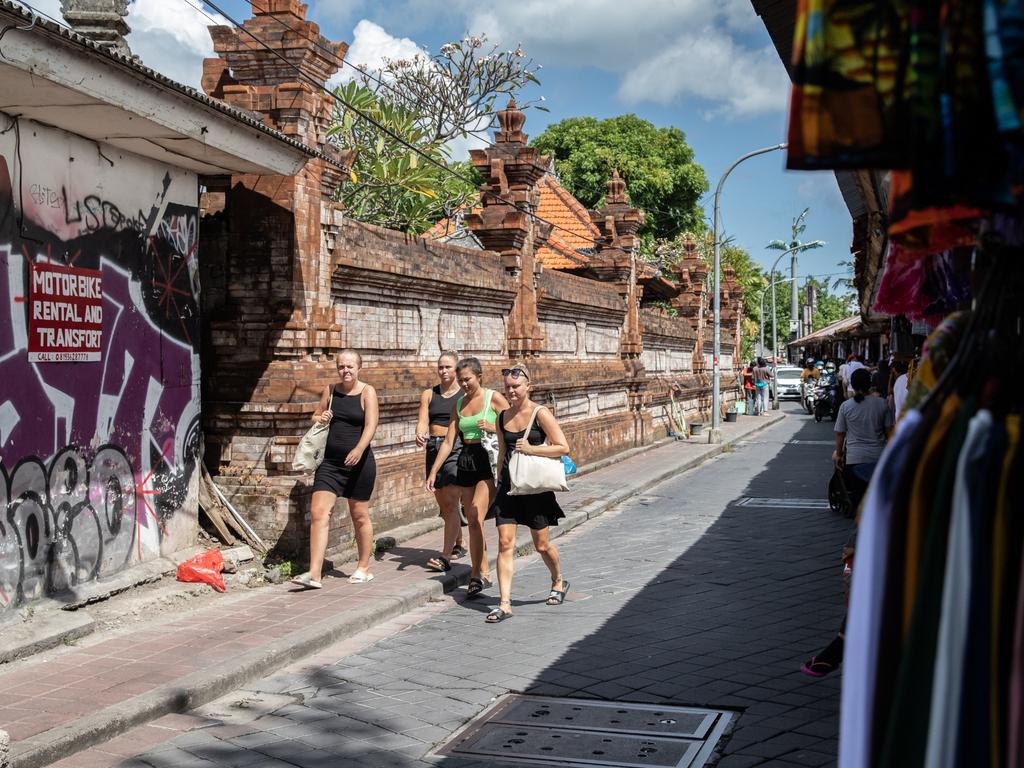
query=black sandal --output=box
[426,556,451,573]
[546,579,570,605]
[450,544,468,559]
[486,604,513,623]
[466,576,491,598]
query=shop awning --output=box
[788,315,861,347]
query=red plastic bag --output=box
[176,549,226,592]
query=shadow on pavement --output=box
[107,408,851,768]
[433,409,851,768]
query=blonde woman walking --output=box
[486,363,570,623]
[416,351,467,572]
[292,349,378,588]
[427,357,509,598]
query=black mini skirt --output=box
[456,442,494,486]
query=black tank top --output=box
[326,387,369,459]
[498,409,547,466]
[428,385,459,427]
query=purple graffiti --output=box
[0,153,201,612]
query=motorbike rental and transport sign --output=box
[28,262,103,362]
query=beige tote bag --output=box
[507,407,569,495]
[293,422,329,472]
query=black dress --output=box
[312,387,376,501]
[492,409,565,530]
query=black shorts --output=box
[426,436,460,488]
[456,442,494,486]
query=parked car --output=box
[771,365,803,401]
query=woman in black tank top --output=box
[292,350,379,590]
[486,362,570,623]
[415,351,466,572]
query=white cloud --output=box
[380,0,786,118]
[329,19,424,87]
[125,0,227,87]
[617,28,790,118]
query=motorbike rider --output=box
[800,359,821,412]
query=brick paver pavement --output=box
[2,410,782,767]
[52,404,852,767]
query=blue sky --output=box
[26,0,854,281]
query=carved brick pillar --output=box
[722,267,744,363]
[203,0,352,351]
[672,235,709,372]
[199,1,355,490]
[465,100,550,358]
[588,170,645,360]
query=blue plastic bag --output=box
[561,455,578,476]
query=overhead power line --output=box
[176,0,604,256]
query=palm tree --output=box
[765,208,826,255]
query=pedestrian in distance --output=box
[292,349,378,589]
[427,357,509,598]
[742,360,757,415]
[752,357,772,415]
[833,367,893,508]
[416,351,468,573]
[486,363,570,623]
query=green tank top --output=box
[457,389,497,441]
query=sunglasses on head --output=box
[501,367,529,380]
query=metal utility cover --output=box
[436,695,734,767]
[735,497,830,510]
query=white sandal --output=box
[348,569,374,583]
[290,573,322,589]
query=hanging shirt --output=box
[878,398,974,768]
[924,410,994,768]
[893,374,909,419]
[994,416,1020,768]
[840,410,924,768]
[1009,531,1024,768]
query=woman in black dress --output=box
[292,349,378,588]
[486,363,570,623]
[415,351,466,572]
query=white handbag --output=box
[293,422,329,472]
[507,407,569,495]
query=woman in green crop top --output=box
[427,356,509,598]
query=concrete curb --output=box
[10,579,448,768]
[0,612,95,666]
[10,412,785,768]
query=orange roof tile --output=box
[423,174,598,270]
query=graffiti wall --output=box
[0,114,201,614]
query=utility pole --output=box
[790,253,799,351]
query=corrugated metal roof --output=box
[750,0,797,74]
[788,314,861,346]
[0,0,319,159]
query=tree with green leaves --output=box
[327,36,540,233]
[531,115,708,242]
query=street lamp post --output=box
[769,246,800,410]
[710,142,787,444]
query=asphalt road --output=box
[59,403,852,768]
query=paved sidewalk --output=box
[1,411,784,768]
[51,405,849,768]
